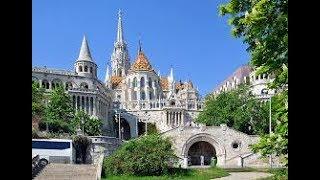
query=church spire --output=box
[111,10,130,77]
[104,66,110,84]
[117,9,124,43]
[77,35,93,61]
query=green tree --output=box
[71,110,103,136]
[85,117,103,136]
[103,134,177,176]
[32,81,45,117]
[44,85,74,133]
[251,90,288,165]
[219,0,288,165]
[197,84,271,135]
[219,0,288,88]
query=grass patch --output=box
[102,167,229,180]
[257,168,288,180]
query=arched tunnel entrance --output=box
[114,118,131,140]
[187,141,216,166]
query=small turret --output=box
[74,35,97,78]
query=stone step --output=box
[35,163,97,180]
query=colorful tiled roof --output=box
[111,76,123,89]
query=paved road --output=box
[213,172,272,180]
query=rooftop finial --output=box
[138,35,142,53]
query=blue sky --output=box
[32,0,250,96]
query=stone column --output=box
[75,95,78,111]
[183,157,188,168]
[93,98,97,116]
[88,96,92,115]
[39,79,42,87]
[176,112,179,126]
[84,96,87,113]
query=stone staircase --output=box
[34,163,97,180]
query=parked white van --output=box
[32,139,75,165]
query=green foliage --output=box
[220,0,288,88]
[102,167,229,180]
[146,123,158,135]
[71,110,103,136]
[32,82,45,117]
[268,168,288,180]
[103,134,177,176]
[44,85,75,133]
[85,117,103,136]
[197,84,272,135]
[220,0,288,166]
[251,90,288,166]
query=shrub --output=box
[103,134,177,176]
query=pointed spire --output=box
[169,67,174,80]
[104,66,110,84]
[138,37,142,54]
[168,66,174,84]
[77,35,93,61]
[117,9,124,43]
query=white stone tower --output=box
[74,35,97,78]
[110,9,130,78]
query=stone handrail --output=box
[94,153,104,180]
[32,67,75,76]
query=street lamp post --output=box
[261,89,272,168]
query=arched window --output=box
[148,77,152,87]
[140,77,145,87]
[149,90,154,100]
[65,82,73,90]
[132,91,137,100]
[90,67,93,73]
[141,91,146,100]
[52,79,62,89]
[84,66,88,72]
[80,82,89,89]
[42,79,49,89]
[119,69,122,76]
[79,66,83,72]
[133,77,137,87]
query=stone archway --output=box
[181,133,226,167]
[114,118,131,140]
[187,141,216,165]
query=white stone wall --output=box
[162,125,270,168]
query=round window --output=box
[231,141,241,151]
[232,143,239,149]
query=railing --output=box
[32,67,75,76]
